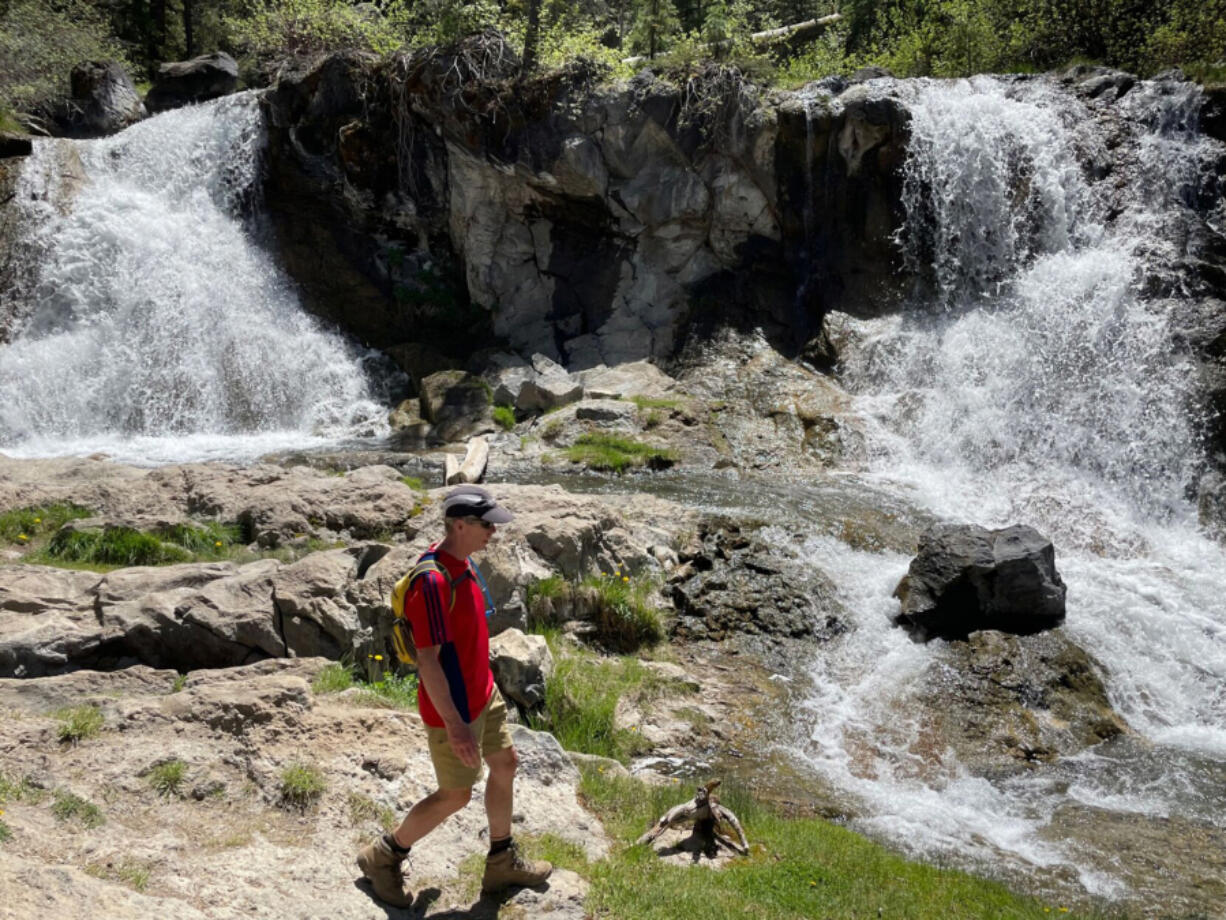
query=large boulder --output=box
[67,60,145,136]
[669,520,845,644]
[418,369,495,443]
[145,52,239,113]
[489,627,554,711]
[894,523,1067,640]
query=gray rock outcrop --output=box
[67,60,146,136]
[145,52,239,113]
[893,523,1067,640]
[489,627,554,711]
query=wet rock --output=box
[0,133,31,159]
[145,52,239,113]
[66,60,145,136]
[894,523,1067,641]
[922,629,1128,769]
[669,520,845,643]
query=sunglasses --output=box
[465,517,495,530]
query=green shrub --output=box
[0,0,130,117]
[156,521,241,558]
[400,475,424,491]
[55,705,104,744]
[51,790,104,828]
[583,571,665,652]
[0,503,91,545]
[85,858,151,892]
[224,0,412,60]
[171,673,188,693]
[147,760,188,798]
[279,763,327,811]
[564,434,677,474]
[493,404,516,430]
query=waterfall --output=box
[797,75,1226,901]
[0,93,387,464]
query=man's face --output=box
[455,516,496,555]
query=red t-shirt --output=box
[404,544,494,728]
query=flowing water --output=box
[0,93,388,464]
[786,76,1226,908]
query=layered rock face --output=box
[259,42,911,367]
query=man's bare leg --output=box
[392,786,472,848]
[483,746,518,841]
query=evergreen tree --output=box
[628,0,682,57]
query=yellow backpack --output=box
[389,549,495,665]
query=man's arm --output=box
[415,644,480,768]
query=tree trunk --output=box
[751,13,841,46]
[183,0,194,58]
[521,0,541,75]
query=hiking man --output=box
[357,484,552,907]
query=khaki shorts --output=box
[425,685,514,789]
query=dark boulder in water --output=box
[893,523,1066,640]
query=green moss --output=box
[493,404,516,430]
[564,434,677,474]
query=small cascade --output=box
[0,93,387,463]
[795,74,1226,904]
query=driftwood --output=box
[620,14,842,65]
[444,436,489,486]
[751,13,841,47]
[636,779,749,857]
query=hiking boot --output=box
[481,842,553,893]
[356,835,413,908]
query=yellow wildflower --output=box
[16,534,28,542]
[33,518,41,524]
[373,654,383,661]
[623,576,630,582]
[214,541,223,548]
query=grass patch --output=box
[313,660,418,709]
[576,767,1080,920]
[279,763,326,812]
[147,759,187,798]
[0,503,91,546]
[630,396,681,411]
[0,817,10,843]
[171,674,188,693]
[529,645,681,763]
[492,404,516,430]
[347,792,396,831]
[86,858,151,892]
[51,790,105,829]
[400,475,424,491]
[583,571,665,652]
[0,772,41,804]
[311,662,355,694]
[356,672,418,709]
[564,433,677,474]
[54,705,104,744]
[34,519,243,569]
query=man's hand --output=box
[446,721,480,768]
